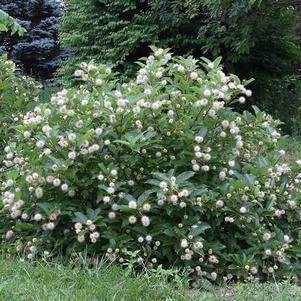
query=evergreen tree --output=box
[0,0,69,79]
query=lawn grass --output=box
[0,258,300,301]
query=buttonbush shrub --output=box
[1,48,301,285]
[0,54,38,149]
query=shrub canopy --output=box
[1,48,301,285]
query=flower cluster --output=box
[1,47,301,285]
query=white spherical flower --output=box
[128,215,137,224]
[192,164,200,171]
[34,213,42,221]
[36,140,45,149]
[216,200,224,208]
[238,96,246,104]
[267,267,274,273]
[263,232,271,241]
[190,72,198,80]
[128,200,137,209]
[138,236,144,243]
[204,89,211,97]
[5,230,14,240]
[68,133,76,141]
[180,239,188,248]
[47,222,55,230]
[211,272,217,281]
[154,48,164,56]
[108,211,116,219]
[283,235,290,242]
[68,151,76,160]
[141,215,150,227]
[35,187,43,199]
[110,169,118,177]
[53,178,61,187]
[78,235,85,243]
[228,160,235,167]
[104,139,111,145]
[95,127,103,136]
[239,207,247,214]
[98,174,104,181]
[159,181,168,189]
[61,183,69,192]
[195,136,204,143]
[219,171,226,181]
[24,131,31,138]
[107,187,115,194]
[145,235,152,242]
[155,71,163,78]
[143,203,151,212]
[75,222,82,230]
[177,65,185,72]
[193,241,203,249]
[245,89,252,97]
[95,79,103,86]
[103,196,110,203]
[170,195,178,203]
[201,165,210,172]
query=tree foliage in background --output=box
[59,0,301,133]
[0,0,69,79]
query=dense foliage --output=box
[0,12,38,150]
[59,0,301,133]
[2,48,301,285]
[0,0,69,79]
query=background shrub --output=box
[0,0,69,79]
[1,48,301,285]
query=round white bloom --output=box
[36,140,45,149]
[263,232,271,241]
[192,164,200,171]
[53,178,61,187]
[75,223,82,230]
[138,236,144,243]
[195,136,204,143]
[159,181,168,189]
[155,71,163,78]
[141,215,150,227]
[239,207,247,214]
[128,215,137,224]
[34,213,42,221]
[95,127,103,136]
[283,235,290,242]
[111,169,118,177]
[190,72,198,80]
[61,183,69,192]
[108,211,116,219]
[24,131,31,138]
[211,272,217,281]
[78,235,85,243]
[47,222,55,230]
[238,96,246,104]
[104,139,111,145]
[216,200,224,208]
[68,151,76,160]
[107,187,115,194]
[35,187,43,199]
[180,239,188,248]
[143,203,151,211]
[128,200,137,209]
[204,89,211,97]
[101,196,109,203]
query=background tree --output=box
[0,0,69,79]
[59,0,301,133]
